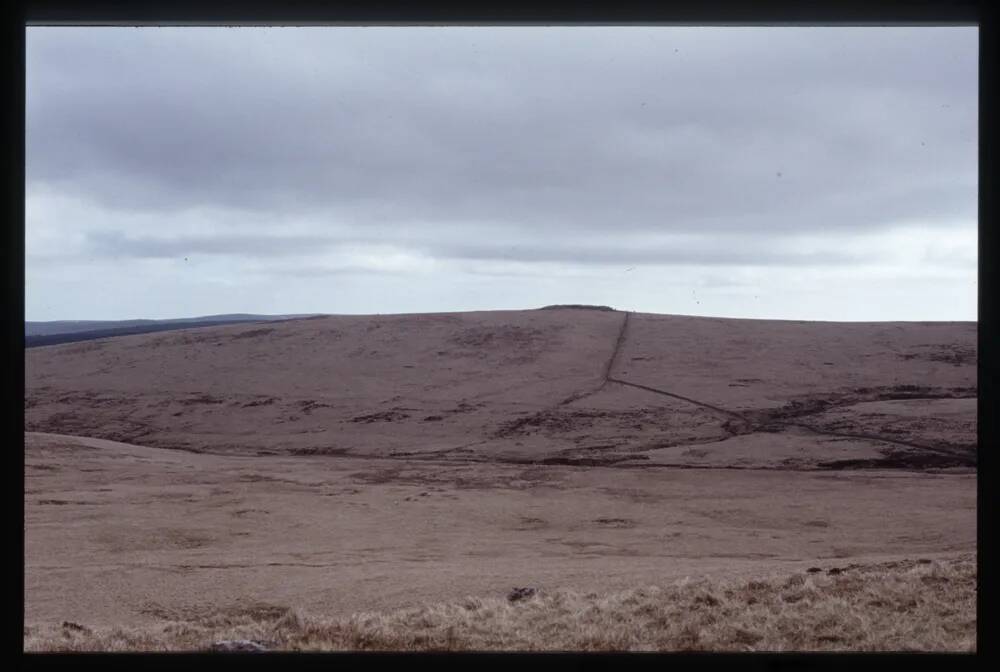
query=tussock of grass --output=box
[24,555,975,652]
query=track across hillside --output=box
[602,314,975,466]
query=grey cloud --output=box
[428,241,872,267]
[79,227,872,269]
[25,27,978,321]
[84,230,339,259]
[27,27,976,238]
[260,264,415,278]
[76,230,873,270]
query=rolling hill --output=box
[24,308,977,471]
[25,313,323,347]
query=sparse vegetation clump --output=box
[24,555,975,652]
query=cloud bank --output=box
[26,26,977,320]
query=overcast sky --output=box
[26,26,977,322]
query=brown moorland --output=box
[26,555,975,652]
[24,308,977,650]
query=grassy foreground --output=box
[25,555,975,652]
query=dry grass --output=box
[24,555,975,652]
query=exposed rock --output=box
[539,304,615,311]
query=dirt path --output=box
[499,311,633,433]
[600,311,631,387]
[555,311,632,407]
[600,315,975,467]
[609,377,969,457]
[783,422,974,462]
[608,377,746,421]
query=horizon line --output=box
[24,306,979,325]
